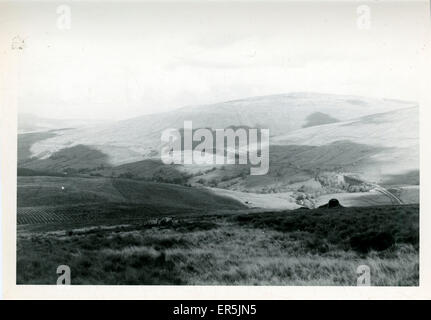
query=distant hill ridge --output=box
[24,92,416,166]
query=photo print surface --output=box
[11,0,425,286]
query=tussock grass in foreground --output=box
[17,205,419,285]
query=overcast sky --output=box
[2,1,430,120]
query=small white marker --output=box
[61,186,65,190]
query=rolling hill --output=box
[25,92,416,166]
[272,107,419,184]
[17,93,419,209]
[17,176,245,210]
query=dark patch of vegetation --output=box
[302,112,339,128]
[234,204,418,253]
[319,198,343,208]
[21,145,110,173]
[350,231,395,253]
[17,168,66,177]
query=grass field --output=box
[17,204,419,285]
[17,176,245,210]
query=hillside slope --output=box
[17,176,245,211]
[27,93,416,165]
[17,94,419,209]
[273,107,419,184]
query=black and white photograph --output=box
[1,0,430,298]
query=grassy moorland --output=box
[17,176,244,211]
[17,204,419,285]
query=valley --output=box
[16,92,420,285]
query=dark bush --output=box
[318,198,343,209]
[349,231,395,253]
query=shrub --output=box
[350,231,395,253]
